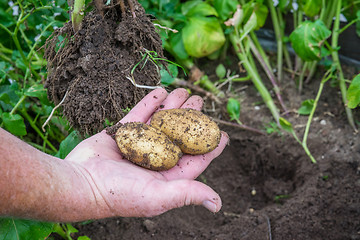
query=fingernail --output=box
[203,200,217,213]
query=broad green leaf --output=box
[24,83,48,102]
[278,0,292,12]
[185,2,218,17]
[0,8,15,27]
[347,74,360,109]
[2,113,27,136]
[182,16,225,58]
[168,30,189,60]
[298,99,314,115]
[253,3,268,29]
[289,20,331,61]
[227,98,241,121]
[0,85,20,105]
[55,131,82,159]
[181,0,203,15]
[213,0,238,20]
[161,64,178,86]
[279,117,293,133]
[303,0,321,17]
[215,64,226,79]
[0,218,54,240]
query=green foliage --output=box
[0,218,54,240]
[298,99,315,115]
[347,74,360,109]
[279,117,294,133]
[2,112,27,136]
[289,20,331,61]
[213,0,238,21]
[215,64,226,79]
[303,0,322,18]
[226,98,241,122]
[182,15,225,58]
[160,64,179,86]
[55,131,83,159]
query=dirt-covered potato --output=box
[115,122,183,170]
[150,109,221,155]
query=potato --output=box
[150,108,221,155]
[115,122,183,170]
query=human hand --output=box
[65,88,229,218]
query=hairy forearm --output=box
[0,128,106,222]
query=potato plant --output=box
[138,0,360,163]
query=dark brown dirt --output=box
[69,62,360,239]
[44,1,163,135]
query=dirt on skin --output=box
[66,60,360,240]
[44,0,163,135]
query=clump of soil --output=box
[44,1,163,135]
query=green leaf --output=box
[298,99,314,115]
[181,0,204,16]
[213,0,238,21]
[55,131,82,159]
[240,12,257,41]
[289,20,331,61]
[24,83,48,102]
[253,3,268,29]
[78,236,91,240]
[227,98,240,121]
[0,218,54,240]
[184,2,218,17]
[279,117,293,133]
[182,16,225,58]
[168,30,189,60]
[215,64,226,79]
[278,0,292,12]
[160,64,178,86]
[0,84,20,105]
[2,113,27,136]
[347,74,360,109]
[303,0,322,18]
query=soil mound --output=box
[44,1,163,135]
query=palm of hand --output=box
[65,88,228,217]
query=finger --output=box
[144,179,222,217]
[162,131,229,181]
[180,95,203,111]
[157,88,189,110]
[120,88,168,123]
[145,88,189,124]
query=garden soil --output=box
[69,60,360,239]
[44,1,163,135]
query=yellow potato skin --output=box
[150,108,221,155]
[115,122,183,170]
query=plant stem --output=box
[20,108,58,152]
[298,61,308,93]
[305,61,317,84]
[301,72,332,164]
[248,37,287,112]
[230,33,280,123]
[331,0,356,130]
[267,0,283,82]
[72,0,85,32]
[10,95,27,115]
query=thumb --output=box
[149,179,222,216]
